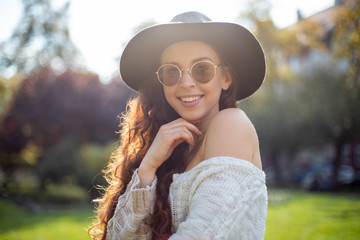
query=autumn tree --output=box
[0,68,133,189]
[333,0,360,81]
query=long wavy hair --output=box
[89,46,238,240]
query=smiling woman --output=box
[89,11,267,240]
[160,41,231,123]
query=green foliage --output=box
[76,142,116,195]
[1,140,114,204]
[35,138,115,201]
[333,0,360,77]
[36,137,79,185]
[238,0,281,82]
[0,75,21,116]
[38,183,89,204]
[296,65,360,141]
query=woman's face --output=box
[160,40,232,124]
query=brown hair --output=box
[89,46,238,240]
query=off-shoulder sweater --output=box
[106,156,267,240]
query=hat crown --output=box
[170,11,212,23]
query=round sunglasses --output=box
[156,61,221,86]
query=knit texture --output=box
[106,156,267,240]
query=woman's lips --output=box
[178,95,203,107]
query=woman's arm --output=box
[107,118,201,239]
[106,169,157,240]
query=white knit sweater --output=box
[106,156,267,240]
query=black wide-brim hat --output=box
[120,11,265,101]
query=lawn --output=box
[0,189,359,240]
[266,189,360,240]
[0,199,94,240]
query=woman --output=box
[90,11,267,240]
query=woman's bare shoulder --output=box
[211,108,248,122]
[206,108,253,136]
[203,108,262,169]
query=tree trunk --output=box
[331,139,343,190]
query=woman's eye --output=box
[167,67,178,74]
[194,63,210,72]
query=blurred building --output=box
[275,0,360,189]
[279,0,350,74]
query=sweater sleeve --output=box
[170,160,267,240]
[106,169,157,240]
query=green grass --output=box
[266,189,360,240]
[0,199,94,240]
[1,190,360,240]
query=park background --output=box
[0,0,359,239]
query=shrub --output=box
[37,183,88,204]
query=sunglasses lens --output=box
[158,65,180,86]
[191,62,215,83]
[157,61,217,86]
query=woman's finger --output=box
[169,126,195,147]
[165,118,202,136]
[142,118,202,170]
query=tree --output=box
[0,76,21,116]
[295,62,360,188]
[238,0,280,83]
[0,0,81,77]
[325,0,360,186]
[237,0,348,186]
[237,0,301,183]
[333,0,360,81]
[0,67,133,188]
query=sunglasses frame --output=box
[156,60,221,87]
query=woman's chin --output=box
[186,118,201,124]
[179,114,201,124]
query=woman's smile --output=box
[178,94,204,106]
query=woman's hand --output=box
[138,118,202,187]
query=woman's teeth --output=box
[181,96,201,102]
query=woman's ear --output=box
[222,66,232,91]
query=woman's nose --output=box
[179,70,196,87]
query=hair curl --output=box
[89,47,238,240]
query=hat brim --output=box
[120,22,265,101]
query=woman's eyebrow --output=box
[164,57,215,66]
[191,57,214,64]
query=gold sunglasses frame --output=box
[156,61,221,86]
